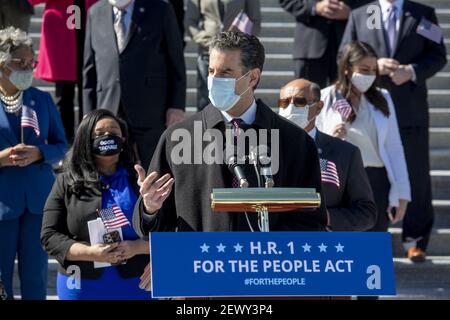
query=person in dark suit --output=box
[0,0,34,31]
[132,32,327,236]
[0,27,68,299]
[278,79,376,231]
[41,109,150,300]
[169,0,186,48]
[339,0,447,262]
[83,0,187,169]
[279,0,371,88]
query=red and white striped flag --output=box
[139,263,152,291]
[332,93,352,122]
[231,10,254,34]
[320,158,340,188]
[98,204,130,231]
[21,106,40,137]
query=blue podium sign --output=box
[149,232,396,298]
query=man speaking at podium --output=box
[132,32,327,236]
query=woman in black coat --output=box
[41,109,150,300]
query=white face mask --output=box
[7,68,33,91]
[351,72,376,93]
[279,103,315,129]
[108,0,132,8]
[207,72,251,112]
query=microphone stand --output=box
[250,149,271,232]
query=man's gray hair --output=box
[209,31,265,73]
[309,82,321,101]
[0,27,33,66]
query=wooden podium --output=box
[211,188,321,232]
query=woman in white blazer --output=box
[316,41,411,233]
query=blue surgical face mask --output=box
[207,71,251,111]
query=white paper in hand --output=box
[87,218,123,269]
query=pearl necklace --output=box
[0,90,23,114]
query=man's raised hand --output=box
[134,164,174,214]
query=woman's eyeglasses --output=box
[8,58,38,70]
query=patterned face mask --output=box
[92,134,124,156]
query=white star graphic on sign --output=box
[318,243,327,252]
[335,243,344,252]
[234,243,243,252]
[302,243,312,252]
[200,243,210,253]
[216,243,226,252]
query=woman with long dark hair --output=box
[317,41,410,234]
[41,109,150,300]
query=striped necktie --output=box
[231,118,243,188]
[114,9,127,53]
[386,5,398,56]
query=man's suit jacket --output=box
[83,0,186,129]
[133,100,328,237]
[339,0,447,128]
[279,0,371,59]
[0,87,67,220]
[185,0,261,50]
[168,0,186,46]
[41,170,148,279]
[315,130,376,231]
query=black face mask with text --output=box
[91,134,124,156]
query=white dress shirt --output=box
[113,1,135,34]
[221,99,257,126]
[307,127,317,139]
[345,95,384,168]
[379,0,403,33]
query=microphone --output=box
[249,145,258,165]
[258,145,274,188]
[227,155,249,188]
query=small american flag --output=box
[98,204,130,231]
[320,158,340,188]
[417,17,443,44]
[332,92,352,122]
[21,106,40,137]
[139,263,152,291]
[230,11,254,34]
